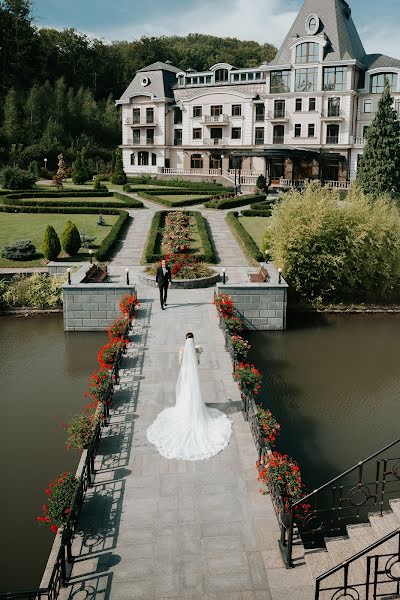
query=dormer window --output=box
[370,73,397,94]
[215,69,229,83]
[296,42,319,64]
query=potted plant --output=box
[256,406,280,448]
[230,335,251,360]
[233,362,262,396]
[36,472,80,534]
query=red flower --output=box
[50,524,58,534]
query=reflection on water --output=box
[0,315,105,593]
[246,313,400,492]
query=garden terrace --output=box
[143,210,216,264]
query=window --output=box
[192,128,202,139]
[210,127,223,141]
[274,99,286,118]
[146,108,154,123]
[190,154,203,169]
[132,130,140,144]
[295,42,319,63]
[174,129,182,145]
[395,99,400,116]
[215,68,229,83]
[130,153,135,165]
[132,108,140,124]
[255,104,265,121]
[193,106,202,118]
[309,98,316,112]
[199,76,204,84]
[210,105,223,117]
[271,70,291,93]
[240,73,247,81]
[294,124,301,138]
[370,73,397,93]
[138,151,149,166]
[255,72,261,80]
[151,153,157,166]
[308,124,315,138]
[205,75,212,84]
[255,127,264,145]
[327,97,340,117]
[232,104,242,116]
[323,66,346,91]
[146,129,154,145]
[273,125,284,144]
[295,98,302,112]
[233,74,240,82]
[363,99,372,113]
[178,75,184,86]
[192,77,198,85]
[295,68,318,92]
[174,107,182,124]
[231,127,241,139]
[248,73,254,81]
[326,124,339,144]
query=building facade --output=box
[117,0,400,189]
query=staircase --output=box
[268,436,400,598]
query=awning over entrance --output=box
[231,146,322,161]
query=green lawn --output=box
[0,213,118,267]
[16,195,122,204]
[239,216,270,250]
[157,194,206,203]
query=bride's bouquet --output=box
[195,345,204,354]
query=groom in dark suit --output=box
[156,259,172,310]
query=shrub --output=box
[139,191,215,207]
[1,239,36,260]
[1,273,65,308]
[93,176,107,191]
[256,174,267,190]
[230,335,251,360]
[241,209,272,217]
[42,225,61,260]
[28,160,39,178]
[0,166,36,190]
[72,150,90,184]
[79,231,96,248]
[122,184,131,192]
[110,148,127,185]
[97,213,106,226]
[250,199,276,210]
[36,472,80,532]
[95,211,129,262]
[267,181,400,302]
[226,212,264,262]
[62,221,81,256]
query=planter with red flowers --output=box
[256,405,280,449]
[230,334,251,361]
[97,339,124,370]
[257,452,305,513]
[108,316,130,340]
[119,293,140,318]
[86,367,113,404]
[214,292,234,318]
[233,362,262,396]
[37,472,80,534]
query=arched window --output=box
[130,153,135,166]
[370,73,397,93]
[295,42,319,63]
[215,69,229,83]
[190,154,203,169]
[138,151,149,166]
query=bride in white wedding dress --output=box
[147,332,232,460]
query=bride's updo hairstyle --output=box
[186,332,194,339]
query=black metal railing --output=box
[315,528,400,599]
[280,436,400,568]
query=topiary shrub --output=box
[0,166,36,190]
[62,221,81,256]
[42,225,61,260]
[110,148,127,185]
[256,174,267,190]
[1,239,36,260]
[72,150,90,185]
[122,183,131,192]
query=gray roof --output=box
[271,0,366,65]
[138,61,182,74]
[118,62,182,103]
[365,54,400,70]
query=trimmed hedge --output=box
[95,210,129,261]
[138,191,216,207]
[127,176,233,193]
[249,199,277,210]
[141,189,218,196]
[2,191,143,209]
[7,191,112,199]
[143,210,216,264]
[112,192,143,207]
[226,211,264,263]
[241,209,272,217]
[0,205,122,215]
[204,193,266,210]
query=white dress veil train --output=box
[147,338,232,460]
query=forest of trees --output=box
[0,0,277,170]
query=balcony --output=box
[173,138,183,146]
[353,137,366,145]
[273,136,285,145]
[268,110,289,122]
[204,137,228,146]
[326,136,339,144]
[125,118,158,127]
[203,114,229,125]
[321,108,344,121]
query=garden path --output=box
[59,285,313,600]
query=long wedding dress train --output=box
[147,338,232,460]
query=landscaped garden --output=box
[238,216,270,251]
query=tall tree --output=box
[357,79,400,196]
[2,87,22,144]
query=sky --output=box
[33,0,400,59]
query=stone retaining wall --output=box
[63,266,136,331]
[217,263,288,330]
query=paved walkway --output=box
[60,286,313,600]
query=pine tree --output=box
[357,78,400,196]
[62,221,81,256]
[43,225,61,260]
[71,149,89,184]
[110,148,127,184]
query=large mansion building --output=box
[117,0,400,188]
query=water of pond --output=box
[0,315,105,593]
[246,313,400,493]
